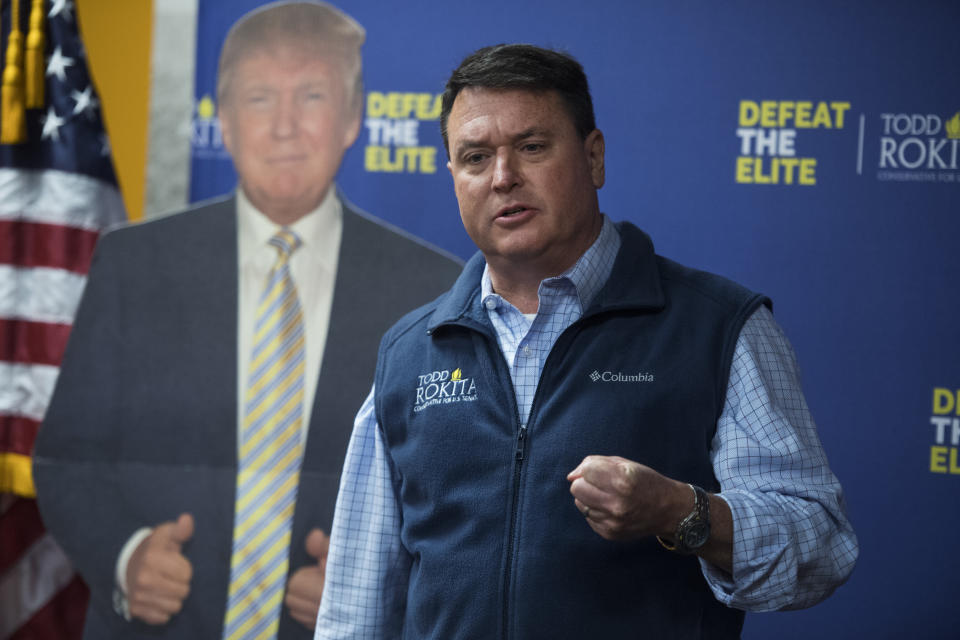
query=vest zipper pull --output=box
[515,426,527,461]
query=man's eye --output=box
[521,143,544,152]
[465,153,486,164]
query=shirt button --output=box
[522,345,531,356]
[484,298,497,310]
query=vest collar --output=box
[589,222,666,313]
[427,221,666,333]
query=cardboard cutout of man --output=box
[33,3,461,639]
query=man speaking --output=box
[316,44,858,638]
[32,3,460,639]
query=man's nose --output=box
[271,98,298,138]
[492,150,522,192]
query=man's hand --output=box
[125,513,194,625]
[566,455,688,541]
[285,528,330,629]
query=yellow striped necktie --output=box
[223,228,306,640]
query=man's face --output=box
[446,88,605,279]
[219,44,361,225]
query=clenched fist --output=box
[567,455,687,541]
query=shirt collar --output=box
[480,214,621,313]
[237,186,341,270]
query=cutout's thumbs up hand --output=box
[285,528,330,629]
[125,513,194,625]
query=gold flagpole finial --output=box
[25,0,45,108]
[2,0,28,144]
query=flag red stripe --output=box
[0,497,46,575]
[9,574,89,640]
[0,414,40,458]
[0,318,72,366]
[0,220,99,274]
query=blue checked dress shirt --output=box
[314,217,858,638]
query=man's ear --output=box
[341,101,363,150]
[585,129,605,189]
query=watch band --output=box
[657,483,710,554]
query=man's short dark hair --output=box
[440,44,597,154]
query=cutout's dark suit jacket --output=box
[33,195,463,639]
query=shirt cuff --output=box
[697,493,738,602]
[113,527,153,620]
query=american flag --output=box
[1,0,126,637]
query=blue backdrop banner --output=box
[190,2,960,637]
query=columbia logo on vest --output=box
[589,370,655,383]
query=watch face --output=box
[684,522,710,549]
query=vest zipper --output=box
[493,320,581,639]
[501,409,525,639]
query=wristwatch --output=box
[657,483,710,554]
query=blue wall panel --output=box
[190,2,960,636]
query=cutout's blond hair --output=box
[217,1,365,109]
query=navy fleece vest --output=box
[375,223,768,639]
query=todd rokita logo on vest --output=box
[856,109,960,184]
[589,370,655,383]
[413,367,478,412]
